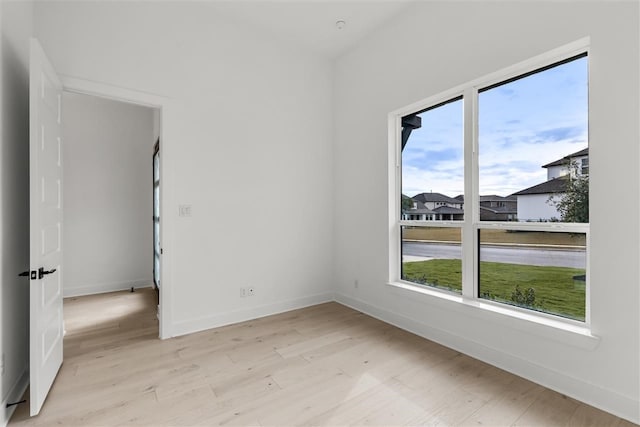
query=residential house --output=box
[479,195,518,221]
[454,195,518,221]
[412,192,463,210]
[543,147,589,179]
[402,199,435,220]
[405,192,464,220]
[513,148,588,221]
[403,193,516,221]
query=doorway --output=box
[61,90,161,338]
[60,76,169,339]
[26,40,169,417]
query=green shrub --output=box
[511,285,536,307]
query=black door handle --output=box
[19,270,37,280]
[38,267,57,279]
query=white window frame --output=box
[581,158,590,175]
[388,38,591,328]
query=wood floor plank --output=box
[270,358,344,390]
[8,288,634,427]
[257,371,381,426]
[305,378,411,426]
[275,330,352,359]
[513,388,581,426]
[458,376,545,426]
[567,401,636,427]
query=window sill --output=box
[386,281,600,350]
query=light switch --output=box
[178,204,192,217]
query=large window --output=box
[400,98,464,293]
[479,53,589,224]
[392,41,589,323]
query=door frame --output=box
[152,139,160,299]
[61,76,172,339]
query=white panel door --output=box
[29,38,64,416]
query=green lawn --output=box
[402,259,585,321]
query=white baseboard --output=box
[63,279,152,297]
[1,368,29,427]
[171,292,334,337]
[334,292,639,425]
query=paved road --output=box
[403,242,586,269]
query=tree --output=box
[401,194,414,212]
[550,162,589,223]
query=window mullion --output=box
[462,87,477,299]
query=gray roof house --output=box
[512,147,587,221]
[402,193,464,221]
[542,147,589,180]
[432,205,464,220]
[412,192,463,210]
[512,176,569,197]
[402,199,435,220]
[454,195,517,221]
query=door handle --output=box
[38,267,57,280]
[19,270,37,280]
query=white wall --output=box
[62,92,155,297]
[35,2,334,336]
[547,155,588,180]
[516,193,562,222]
[546,164,567,179]
[0,0,33,424]
[333,2,639,423]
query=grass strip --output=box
[402,259,585,321]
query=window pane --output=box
[478,229,586,321]
[401,98,464,221]
[153,153,159,182]
[154,254,160,286]
[402,226,462,294]
[154,185,160,216]
[154,222,160,253]
[479,55,588,223]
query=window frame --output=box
[581,158,590,175]
[388,38,591,327]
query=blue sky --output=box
[402,56,588,198]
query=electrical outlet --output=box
[240,287,247,298]
[248,287,255,297]
[354,279,359,289]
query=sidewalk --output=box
[403,239,586,250]
[402,255,434,263]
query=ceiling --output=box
[212,1,416,59]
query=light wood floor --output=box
[9,288,635,426]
